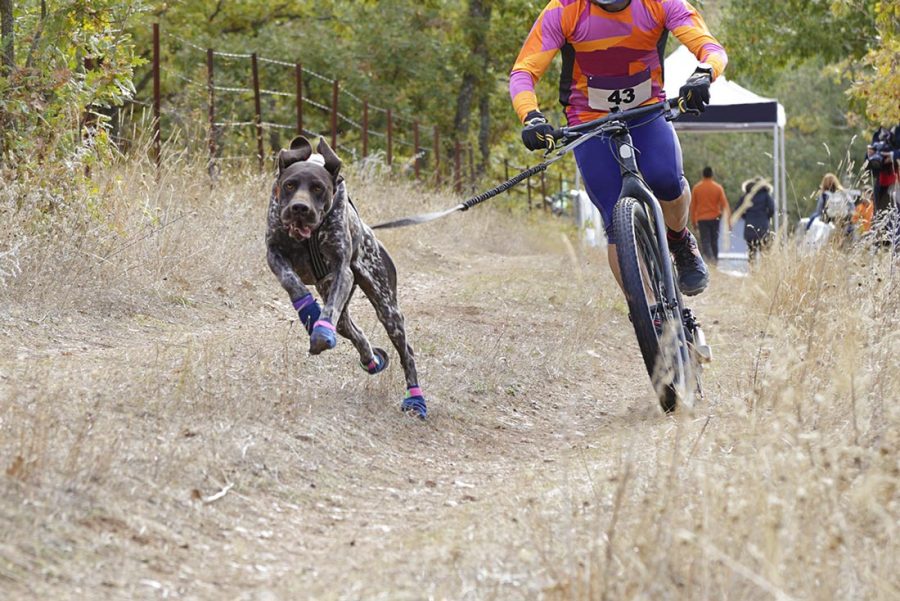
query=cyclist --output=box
[510,0,727,296]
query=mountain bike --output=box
[552,98,712,412]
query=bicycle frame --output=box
[605,121,682,315]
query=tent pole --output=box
[773,124,780,232]
[779,126,787,227]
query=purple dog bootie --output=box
[293,293,321,335]
[360,348,390,375]
[309,318,337,354]
[401,386,427,420]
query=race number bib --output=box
[587,69,652,112]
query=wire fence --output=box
[117,23,568,207]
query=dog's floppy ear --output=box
[277,136,313,174]
[316,137,342,181]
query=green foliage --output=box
[0,1,145,172]
[720,0,876,89]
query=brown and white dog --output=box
[265,136,427,418]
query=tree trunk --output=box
[1,0,14,73]
[477,92,490,176]
[453,0,492,141]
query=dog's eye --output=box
[310,184,323,194]
[284,182,296,192]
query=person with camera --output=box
[866,125,899,219]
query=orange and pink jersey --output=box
[510,0,727,125]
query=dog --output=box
[265,136,427,418]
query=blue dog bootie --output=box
[401,386,427,420]
[293,293,321,335]
[309,319,337,354]
[360,348,390,375]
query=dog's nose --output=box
[290,203,311,216]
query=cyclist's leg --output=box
[630,116,689,229]
[573,136,625,288]
[632,116,708,294]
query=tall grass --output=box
[0,153,897,599]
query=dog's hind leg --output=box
[357,244,426,417]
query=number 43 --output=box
[608,88,636,104]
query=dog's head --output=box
[275,136,342,240]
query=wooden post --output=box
[206,48,216,178]
[541,171,548,212]
[433,126,440,186]
[386,109,393,167]
[468,145,475,192]
[251,53,264,172]
[527,175,532,211]
[152,23,161,172]
[362,101,369,158]
[295,63,303,135]
[454,140,461,193]
[413,120,420,180]
[330,79,339,149]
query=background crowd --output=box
[689,122,900,265]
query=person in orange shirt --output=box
[852,187,875,237]
[690,166,731,264]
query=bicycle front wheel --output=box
[612,196,688,412]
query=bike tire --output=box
[612,197,687,413]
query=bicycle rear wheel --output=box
[612,196,688,412]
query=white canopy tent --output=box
[663,45,788,230]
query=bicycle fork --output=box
[612,129,712,365]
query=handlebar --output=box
[550,97,695,145]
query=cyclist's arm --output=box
[509,2,569,123]
[663,0,728,80]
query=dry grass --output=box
[0,154,897,600]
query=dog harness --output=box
[307,177,359,282]
[509,0,727,125]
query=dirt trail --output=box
[1,196,751,600]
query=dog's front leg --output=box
[309,263,354,355]
[267,245,322,335]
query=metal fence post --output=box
[454,141,462,193]
[362,100,369,158]
[540,171,547,212]
[251,53,264,172]
[413,120,420,180]
[331,79,339,149]
[433,126,440,186]
[152,23,161,173]
[295,63,303,136]
[206,48,216,178]
[387,109,393,167]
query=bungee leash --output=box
[371,99,688,231]
[371,138,588,230]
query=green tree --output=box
[0,0,144,170]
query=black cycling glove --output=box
[679,68,712,112]
[521,110,555,151]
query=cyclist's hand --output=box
[679,70,711,112]
[521,110,555,151]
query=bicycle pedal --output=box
[692,325,713,363]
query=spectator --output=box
[852,187,875,238]
[690,166,731,264]
[805,173,852,237]
[866,125,898,219]
[732,177,775,261]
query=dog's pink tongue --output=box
[298,226,312,239]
